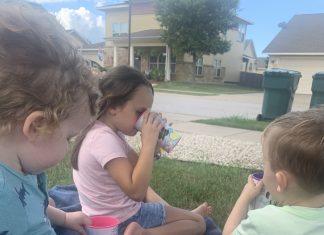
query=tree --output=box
[155,0,239,78]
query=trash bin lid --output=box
[264,68,301,78]
[312,72,324,80]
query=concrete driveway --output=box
[152,92,311,123]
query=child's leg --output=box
[192,202,213,217]
[125,205,206,235]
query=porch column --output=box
[165,45,171,81]
[130,46,134,67]
[113,46,118,67]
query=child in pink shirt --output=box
[72,66,211,235]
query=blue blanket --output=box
[49,185,222,235]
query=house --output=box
[242,39,257,73]
[263,13,324,94]
[255,57,268,74]
[98,0,255,83]
[66,29,105,68]
[79,42,106,68]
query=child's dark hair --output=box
[71,65,153,170]
[264,108,324,194]
[0,0,97,134]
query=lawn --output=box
[153,81,262,96]
[194,116,270,131]
[47,157,252,229]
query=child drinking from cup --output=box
[72,66,212,235]
[223,108,324,235]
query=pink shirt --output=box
[73,120,141,222]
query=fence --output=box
[239,72,264,89]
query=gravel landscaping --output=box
[127,132,263,170]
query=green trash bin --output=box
[310,72,324,108]
[257,68,301,121]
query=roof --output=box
[263,13,324,54]
[243,39,257,59]
[81,42,105,50]
[110,29,162,43]
[66,29,90,47]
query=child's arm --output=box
[223,175,263,235]
[106,112,163,201]
[47,205,91,235]
[128,148,170,205]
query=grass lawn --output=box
[47,157,252,229]
[194,116,270,131]
[153,81,262,96]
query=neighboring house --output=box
[66,29,90,48]
[98,0,254,83]
[79,42,106,68]
[255,57,268,74]
[263,13,324,94]
[66,29,105,68]
[242,39,257,73]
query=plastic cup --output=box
[249,171,271,210]
[135,113,181,154]
[252,172,263,183]
[86,216,119,235]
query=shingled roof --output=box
[263,13,324,54]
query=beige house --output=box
[98,0,254,83]
[263,13,324,94]
[66,29,105,68]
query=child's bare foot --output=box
[124,222,145,235]
[192,202,213,217]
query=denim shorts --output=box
[118,202,166,234]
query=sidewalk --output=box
[172,121,262,143]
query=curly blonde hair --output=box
[0,0,97,134]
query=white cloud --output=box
[54,7,105,43]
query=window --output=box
[214,59,222,77]
[112,23,128,37]
[171,55,176,74]
[196,58,203,76]
[238,23,246,42]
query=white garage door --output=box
[270,56,324,95]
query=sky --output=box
[29,0,324,57]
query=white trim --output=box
[267,53,324,55]
[130,46,134,67]
[113,46,118,67]
[97,4,128,11]
[79,49,99,51]
[105,36,161,40]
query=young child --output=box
[0,1,97,234]
[223,108,324,235]
[72,65,212,235]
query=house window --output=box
[196,58,203,76]
[214,59,222,77]
[112,22,128,37]
[171,55,176,74]
[238,23,246,42]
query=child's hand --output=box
[240,175,264,202]
[141,111,164,152]
[64,211,91,235]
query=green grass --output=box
[194,116,270,131]
[47,157,252,229]
[154,81,262,96]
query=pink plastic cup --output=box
[86,216,119,235]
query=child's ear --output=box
[22,111,46,141]
[275,171,289,192]
[109,106,121,116]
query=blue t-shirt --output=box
[0,163,56,235]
